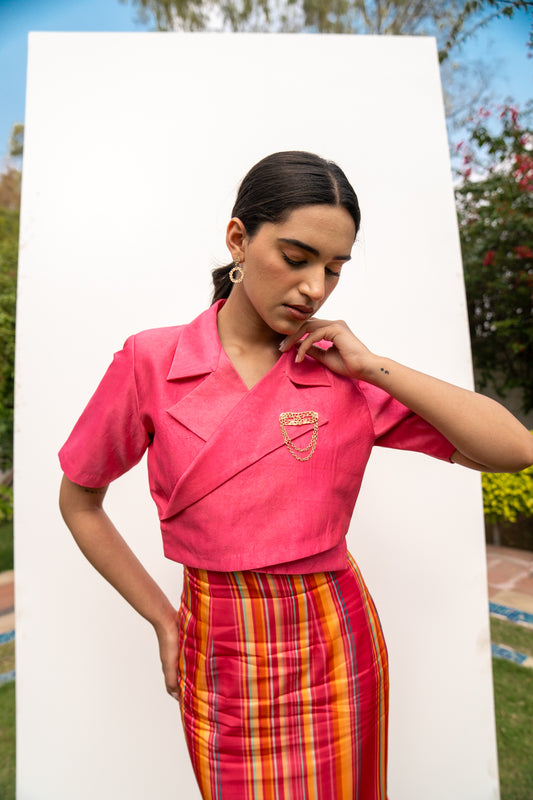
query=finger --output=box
[160,647,179,696]
[168,684,180,701]
[295,325,341,361]
[164,674,178,693]
[164,668,179,698]
[279,318,332,352]
[301,344,332,364]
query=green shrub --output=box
[0,486,13,525]
[482,435,533,524]
[0,207,18,473]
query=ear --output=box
[226,217,247,262]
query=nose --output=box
[299,267,326,302]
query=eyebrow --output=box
[277,238,352,262]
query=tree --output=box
[120,0,533,57]
[0,122,23,211]
[123,0,461,33]
[8,123,23,160]
[455,103,533,414]
[0,124,22,474]
[120,0,533,125]
[0,208,18,473]
[442,0,533,61]
[0,168,21,211]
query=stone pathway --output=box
[0,571,14,636]
[486,544,533,615]
[0,571,15,685]
[486,545,533,668]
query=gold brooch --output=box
[279,411,319,462]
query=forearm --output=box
[361,356,533,473]
[59,477,176,633]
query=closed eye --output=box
[283,252,342,277]
[282,252,307,267]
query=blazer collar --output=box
[284,347,332,388]
[166,300,224,380]
[166,298,332,388]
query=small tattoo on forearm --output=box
[380,367,390,375]
[83,487,106,494]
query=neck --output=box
[217,288,283,355]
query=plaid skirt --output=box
[177,553,389,800]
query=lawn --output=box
[491,617,533,800]
[0,682,15,800]
[493,658,533,800]
[491,617,533,658]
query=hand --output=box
[279,318,375,379]
[153,611,181,701]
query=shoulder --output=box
[120,305,219,381]
[127,303,214,357]
[117,325,188,381]
[129,324,186,354]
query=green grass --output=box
[0,520,13,573]
[491,619,533,800]
[493,659,533,800]
[491,617,533,658]
[0,641,14,676]
[0,514,15,800]
[0,681,15,800]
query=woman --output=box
[59,151,533,800]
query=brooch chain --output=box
[279,411,319,462]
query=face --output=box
[227,204,356,337]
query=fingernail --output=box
[171,692,180,701]
[278,338,288,352]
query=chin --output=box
[272,320,301,337]
[262,308,304,338]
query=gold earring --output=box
[229,258,245,284]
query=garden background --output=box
[1,1,532,798]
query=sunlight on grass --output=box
[491,617,533,659]
[0,681,15,800]
[493,658,533,800]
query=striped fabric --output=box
[177,554,389,800]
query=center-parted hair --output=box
[211,151,361,303]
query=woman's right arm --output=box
[59,474,181,699]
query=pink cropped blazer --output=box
[59,300,456,573]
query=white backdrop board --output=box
[15,33,499,799]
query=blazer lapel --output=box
[164,300,249,441]
[161,353,332,520]
[166,352,248,442]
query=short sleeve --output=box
[357,381,456,462]
[59,335,152,487]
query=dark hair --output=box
[211,151,361,303]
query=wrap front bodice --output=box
[59,301,455,572]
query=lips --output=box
[288,304,314,314]
[283,304,315,321]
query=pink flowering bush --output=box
[455,103,533,413]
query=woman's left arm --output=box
[280,319,533,474]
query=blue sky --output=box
[0,0,532,161]
[0,0,150,159]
